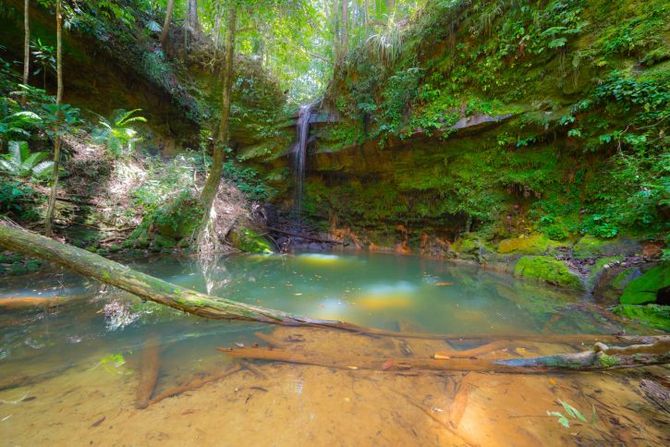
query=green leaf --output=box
[8,141,28,163]
[22,151,49,169]
[31,161,54,179]
[547,411,570,428]
[559,400,587,423]
[548,38,568,49]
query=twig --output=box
[266,227,344,245]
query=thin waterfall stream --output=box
[292,104,313,218]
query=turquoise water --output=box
[0,252,622,372]
[3,252,664,447]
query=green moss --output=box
[613,304,670,331]
[598,353,620,368]
[152,234,177,250]
[514,256,583,290]
[572,236,639,259]
[498,234,563,255]
[620,264,670,304]
[230,228,273,254]
[572,235,610,259]
[153,192,203,240]
[452,235,481,254]
[612,267,639,290]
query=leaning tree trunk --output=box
[199,5,237,222]
[0,221,349,327]
[44,0,63,237]
[159,0,175,48]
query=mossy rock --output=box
[230,228,273,254]
[513,256,583,290]
[453,235,492,255]
[498,234,563,255]
[572,235,640,259]
[619,264,670,305]
[612,267,641,290]
[613,304,670,332]
[586,256,623,289]
[592,266,641,304]
[151,234,177,250]
[153,192,203,240]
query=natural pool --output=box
[0,252,668,446]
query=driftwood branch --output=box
[135,335,161,409]
[220,336,670,373]
[149,364,242,406]
[267,227,344,245]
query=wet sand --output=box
[2,326,669,446]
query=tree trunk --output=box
[364,0,370,35]
[22,0,30,106]
[0,221,352,327]
[341,0,349,56]
[160,0,175,48]
[44,0,63,237]
[199,5,237,221]
[186,0,201,43]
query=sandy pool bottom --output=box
[1,327,669,446]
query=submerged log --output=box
[0,363,75,391]
[149,364,242,406]
[135,335,161,409]
[0,292,94,310]
[220,337,670,373]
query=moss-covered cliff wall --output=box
[251,0,670,255]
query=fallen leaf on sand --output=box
[382,358,395,370]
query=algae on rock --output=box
[619,264,670,305]
[513,256,583,290]
[613,304,670,331]
[230,228,273,254]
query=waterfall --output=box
[292,104,312,216]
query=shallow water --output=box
[0,252,668,446]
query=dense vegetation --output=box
[296,0,669,248]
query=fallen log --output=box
[0,221,666,347]
[0,292,95,311]
[266,227,344,245]
[149,364,242,406]
[0,220,354,328]
[0,363,75,391]
[135,335,161,409]
[219,338,670,373]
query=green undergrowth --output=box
[613,304,670,331]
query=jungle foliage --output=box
[313,0,669,242]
